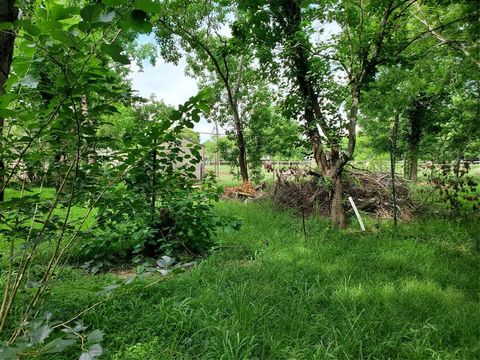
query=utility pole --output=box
[214,121,220,179]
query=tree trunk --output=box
[232,107,249,182]
[331,173,347,229]
[403,155,409,178]
[453,156,462,180]
[278,0,350,226]
[406,99,423,181]
[410,148,418,181]
[151,137,157,222]
[0,0,18,202]
[390,113,399,226]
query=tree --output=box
[180,128,200,144]
[0,0,154,341]
[238,0,416,227]
[0,0,18,202]
[359,1,479,180]
[151,0,251,182]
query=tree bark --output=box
[406,100,423,181]
[0,0,18,202]
[232,107,249,182]
[331,172,347,228]
[390,113,399,226]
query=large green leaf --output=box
[44,337,76,354]
[135,0,162,14]
[120,10,152,34]
[50,5,79,20]
[100,43,130,64]
[80,4,103,22]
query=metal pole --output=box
[214,121,220,180]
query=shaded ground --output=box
[30,200,480,359]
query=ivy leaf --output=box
[100,43,130,65]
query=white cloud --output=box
[129,36,226,143]
[129,58,198,106]
[130,58,222,142]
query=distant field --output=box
[205,161,480,186]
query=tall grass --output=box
[26,200,479,359]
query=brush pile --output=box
[223,181,266,200]
[272,168,415,219]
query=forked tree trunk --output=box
[0,0,18,202]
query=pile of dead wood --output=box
[272,169,415,219]
[222,181,266,200]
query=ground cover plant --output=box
[9,200,479,359]
[0,0,478,359]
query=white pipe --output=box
[348,196,365,231]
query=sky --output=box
[129,35,217,143]
[128,22,342,143]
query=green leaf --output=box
[30,325,52,344]
[50,5,79,20]
[120,10,152,34]
[170,110,182,120]
[100,43,130,65]
[0,22,13,30]
[79,344,103,360]
[103,0,128,6]
[0,108,15,118]
[44,338,76,353]
[197,103,210,113]
[135,0,162,14]
[78,21,91,33]
[37,20,63,32]
[87,330,104,344]
[18,20,40,36]
[50,30,73,45]
[80,4,103,22]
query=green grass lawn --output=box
[27,200,479,359]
